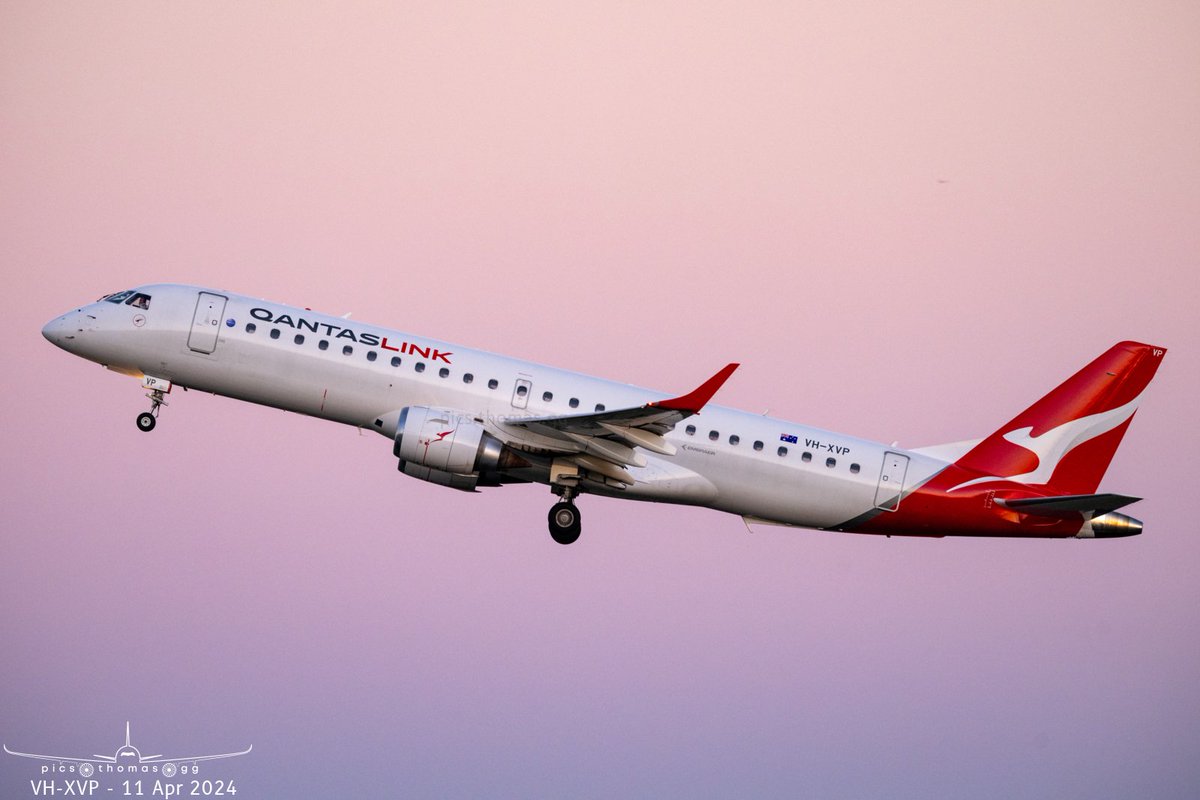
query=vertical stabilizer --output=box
[951,341,1166,494]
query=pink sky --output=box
[2,3,1198,797]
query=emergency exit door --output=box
[511,378,532,409]
[188,292,228,354]
[874,452,909,511]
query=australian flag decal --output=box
[780,433,798,444]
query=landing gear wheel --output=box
[139,385,168,432]
[548,501,582,545]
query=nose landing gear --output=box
[136,377,172,432]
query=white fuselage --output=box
[44,284,949,530]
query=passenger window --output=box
[246,323,257,334]
[543,391,553,402]
[415,363,426,373]
[753,440,763,451]
[390,356,401,367]
[439,367,450,378]
[729,435,740,446]
[294,334,305,345]
[569,398,579,409]
[826,457,837,468]
[708,430,719,441]
[367,351,377,362]
[778,446,789,457]
[342,345,353,356]
[685,425,696,436]
[463,373,474,384]
[270,328,280,340]
[488,379,499,389]
[595,404,606,412]
[516,385,528,396]
[801,452,812,462]
[318,340,329,351]
[850,463,861,474]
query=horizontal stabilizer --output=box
[998,493,1141,516]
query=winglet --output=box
[650,363,739,413]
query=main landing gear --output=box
[548,485,582,545]
[548,502,581,545]
[137,386,169,432]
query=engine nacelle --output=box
[399,462,482,492]
[393,406,503,475]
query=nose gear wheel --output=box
[137,388,168,432]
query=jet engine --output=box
[393,406,518,491]
[394,406,502,474]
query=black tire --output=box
[136,412,156,432]
[548,502,582,545]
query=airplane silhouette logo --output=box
[5,722,251,779]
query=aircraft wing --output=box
[500,363,738,485]
[2,745,114,763]
[140,745,253,763]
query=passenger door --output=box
[188,292,228,354]
[874,452,910,511]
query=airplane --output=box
[4,721,251,777]
[41,284,1165,544]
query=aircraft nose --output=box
[42,311,85,348]
[42,315,66,345]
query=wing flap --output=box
[563,431,648,468]
[597,422,676,456]
[573,454,636,485]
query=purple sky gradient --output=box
[2,3,1198,797]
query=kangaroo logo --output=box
[949,393,1142,492]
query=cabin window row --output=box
[244,323,610,411]
[682,424,861,473]
[246,323,860,467]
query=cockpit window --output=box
[102,290,135,304]
[125,293,151,309]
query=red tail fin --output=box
[952,341,1166,494]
